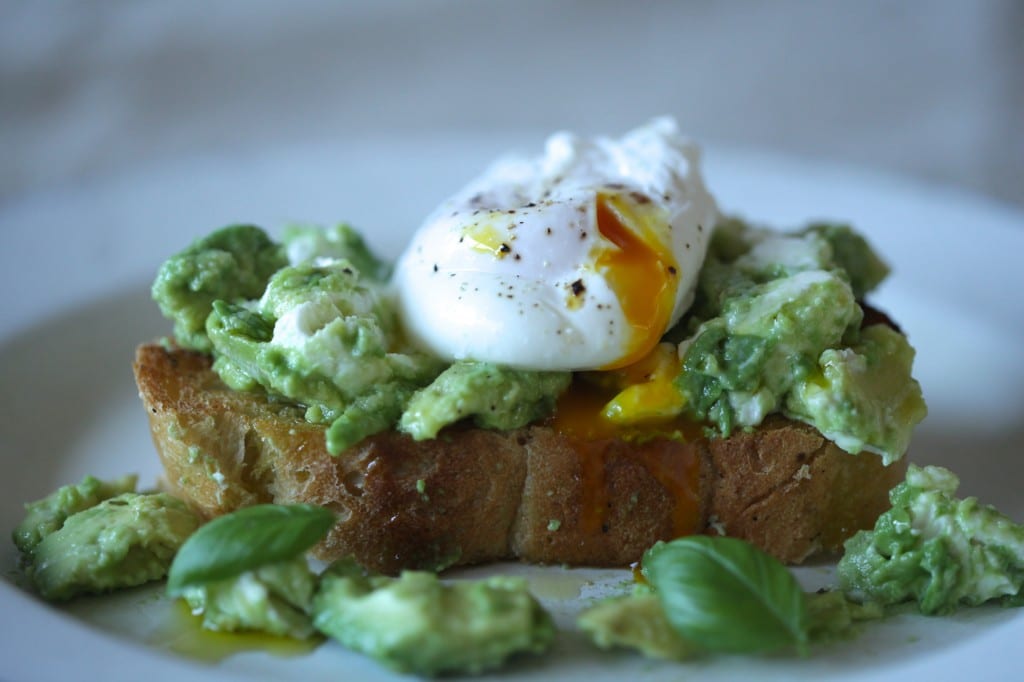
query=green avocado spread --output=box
[15,482,201,602]
[312,561,555,675]
[151,219,924,459]
[13,473,138,555]
[839,465,1024,614]
[182,556,318,639]
[675,219,925,463]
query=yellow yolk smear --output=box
[602,342,687,424]
[463,219,513,259]
[594,191,679,370]
[551,343,695,441]
[549,344,703,538]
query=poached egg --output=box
[394,118,718,372]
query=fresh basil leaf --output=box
[643,536,809,655]
[167,504,335,596]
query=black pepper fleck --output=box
[570,279,586,296]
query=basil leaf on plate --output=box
[643,536,809,655]
[167,504,335,596]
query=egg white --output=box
[393,118,719,371]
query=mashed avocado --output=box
[206,259,444,453]
[787,324,928,464]
[152,220,923,459]
[399,361,571,440]
[312,561,555,676]
[182,556,317,639]
[154,224,565,453]
[28,492,200,601]
[152,225,287,352]
[578,588,699,660]
[838,465,1024,614]
[166,504,334,638]
[578,557,882,661]
[675,219,925,462]
[13,474,137,554]
[282,223,392,283]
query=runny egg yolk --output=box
[594,191,679,370]
[549,343,703,538]
[551,343,696,442]
[601,342,687,424]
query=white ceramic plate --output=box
[2,134,1022,682]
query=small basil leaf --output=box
[167,504,335,596]
[643,536,809,655]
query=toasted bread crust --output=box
[134,344,906,573]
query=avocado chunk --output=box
[206,260,444,454]
[282,223,392,283]
[680,269,860,435]
[30,492,200,601]
[578,583,883,661]
[786,324,927,464]
[800,222,890,300]
[578,590,699,660]
[182,556,317,639]
[675,218,924,459]
[312,563,555,675]
[839,465,1024,614]
[13,474,137,555]
[152,224,287,352]
[399,361,571,440]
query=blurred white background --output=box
[2,0,1022,209]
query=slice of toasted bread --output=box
[134,344,907,573]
